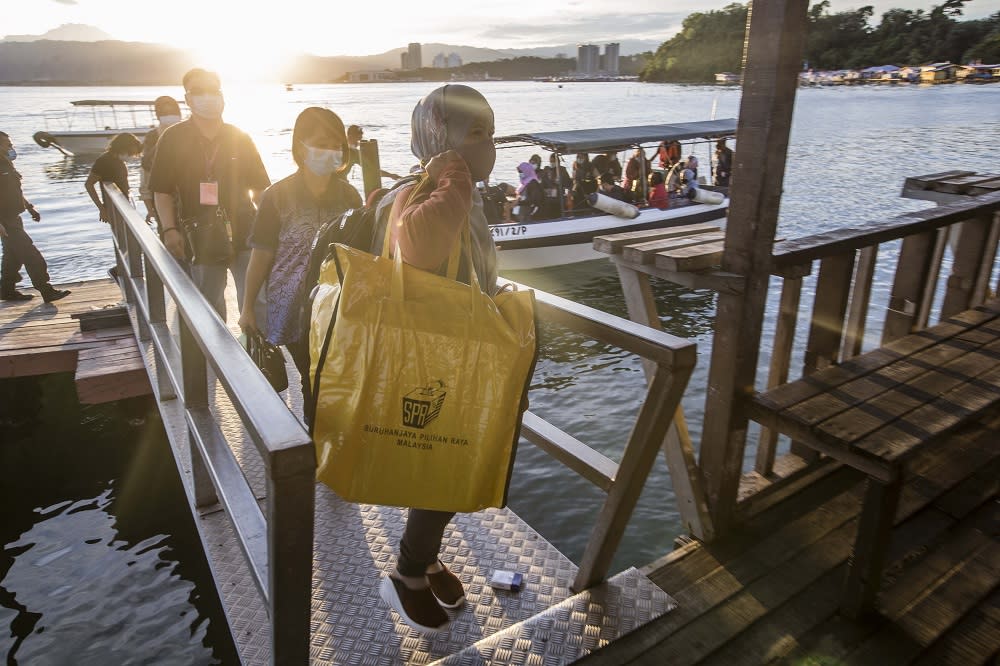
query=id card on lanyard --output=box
[200,140,221,206]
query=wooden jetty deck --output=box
[0,278,150,403]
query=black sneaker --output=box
[1,290,34,301]
[42,288,71,303]
[427,561,466,609]
[379,576,450,634]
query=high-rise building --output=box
[408,42,422,70]
[576,44,600,76]
[400,52,409,70]
[433,53,447,68]
[447,52,462,68]
[604,43,620,76]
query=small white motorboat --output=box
[491,119,736,270]
[33,99,171,157]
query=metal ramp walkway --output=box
[102,183,691,664]
[152,355,675,664]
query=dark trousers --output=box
[0,215,51,294]
[286,337,313,427]
[397,509,455,577]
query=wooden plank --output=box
[902,170,977,191]
[655,240,725,272]
[75,366,152,404]
[755,276,803,474]
[967,177,1000,196]
[692,0,811,533]
[753,307,998,415]
[932,173,1000,194]
[592,223,721,254]
[916,227,949,330]
[773,191,1000,269]
[779,497,997,666]
[883,230,941,343]
[941,213,995,318]
[911,588,1000,666]
[970,212,1000,308]
[621,231,724,265]
[805,252,857,372]
[844,540,1000,663]
[842,246,878,360]
[0,349,78,378]
[585,422,999,666]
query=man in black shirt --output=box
[0,132,70,302]
[151,68,270,320]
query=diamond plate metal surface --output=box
[130,287,673,665]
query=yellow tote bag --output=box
[308,239,538,513]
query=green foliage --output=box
[641,3,748,82]
[642,1,1000,83]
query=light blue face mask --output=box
[6,148,16,161]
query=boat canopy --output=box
[71,100,176,107]
[495,118,738,153]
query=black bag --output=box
[183,207,233,265]
[245,330,288,393]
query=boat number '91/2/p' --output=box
[491,225,529,238]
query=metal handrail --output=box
[102,184,314,666]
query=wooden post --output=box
[755,270,806,474]
[841,475,902,619]
[881,230,940,343]
[615,265,714,541]
[359,138,382,201]
[940,213,994,318]
[842,246,877,360]
[698,0,810,535]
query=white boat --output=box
[33,99,168,156]
[491,119,736,270]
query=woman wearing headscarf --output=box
[515,161,543,222]
[374,84,498,634]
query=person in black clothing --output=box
[0,132,70,302]
[151,68,271,321]
[140,96,183,227]
[85,133,142,223]
[515,161,544,222]
[598,172,628,201]
[714,138,734,187]
[571,153,596,211]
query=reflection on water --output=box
[0,375,237,664]
[42,156,94,183]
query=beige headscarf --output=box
[375,85,498,291]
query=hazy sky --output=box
[7,0,1000,60]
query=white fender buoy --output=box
[588,192,640,219]
[689,188,725,205]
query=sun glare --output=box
[192,44,295,84]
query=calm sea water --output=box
[1,81,999,662]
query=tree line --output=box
[642,1,1000,83]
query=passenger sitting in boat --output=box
[656,140,682,170]
[623,147,650,202]
[529,154,542,171]
[85,133,142,224]
[599,172,628,202]
[647,172,670,210]
[603,151,623,180]
[548,154,571,201]
[516,162,544,222]
[665,160,685,195]
[590,154,610,181]
[686,154,699,180]
[571,153,597,210]
[538,166,563,219]
[682,162,700,197]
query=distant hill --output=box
[0,35,662,85]
[2,23,114,42]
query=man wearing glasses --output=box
[151,68,270,321]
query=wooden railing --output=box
[102,184,315,665]
[751,190,1000,485]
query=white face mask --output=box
[159,114,181,129]
[302,144,343,177]
[188,94,224,120]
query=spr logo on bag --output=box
[402,381,446,429]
